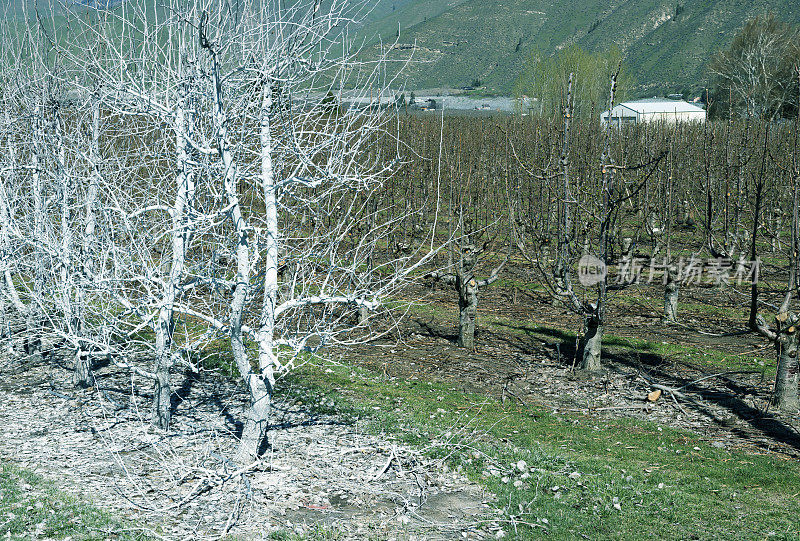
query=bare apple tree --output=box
[189,0,431,463]
[34,0,223,429]
[0,101,25,351]
[427,239,507,350]
[53,0,432,463]
[513,71,663,371]
[754,123,800,412]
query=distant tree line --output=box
[710,13,800,121]
[513,13,800,123]
[513,44,632,119]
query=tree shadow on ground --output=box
[488,322,579,361]
[490,320,800,455]
[171,370,197,416]
[413,318,458,343]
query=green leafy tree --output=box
[710,13,800,120]
[513,44,632,118]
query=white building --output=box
[601,98,706,125]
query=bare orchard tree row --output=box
[380,104,800,410]
[0,0,434,463]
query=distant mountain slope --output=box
[359,0,800,95]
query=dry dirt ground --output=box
[0,352,494,540]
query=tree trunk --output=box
[4,271,25,355]
[55,112,84,387]
[27,106,44,361]
[72,342,91,388]
[152,349,172,430]
[0,295,6,347]
[773,329,799,412]
[555,72,573,311]
[552,260,569,309]
[152,313,175,430]
[73,351,91,388]
[24,311,41,361]
[0,250,7,350]
[357,304,370,324]
[74,95,101,388]
[583,71,614,374]
[663,265,679,323]
[209,46,261,464]
[581,314,603,371]
[1,110,14,352]
[234,374,272,465]
[258,82,278,380]
[248,83,279,464]
[151,86,195,428]
[748,125,768,330]
[457,279,477,349]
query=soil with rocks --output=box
[0,352,494,540]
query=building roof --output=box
[606,98,706,117]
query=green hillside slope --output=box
[360,0,800,96]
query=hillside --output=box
[5,0,799,97]
[359,0,800,96]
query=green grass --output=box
[0,461,150,540]
[408,298,773,374]
[268,523,345,540]
[610,288,732,317]
[285,361,800,539]
[605,334,773,374]
[495,278,547,292]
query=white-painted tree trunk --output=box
[203,44,260,463]
[237,84,279,465]
[0,110,20,347]
[581,315,603,372]
[26,106,44,360]
[74,95,101,387]
[773,331,799,412]
[457,278,478,349]
[663,264,680,324]
[54,110,79,384]
[0,132,9,347]
[152,85,195,430]
[757,312,800,413]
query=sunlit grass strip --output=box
[0,461,151,540]
[287,361,800,539]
